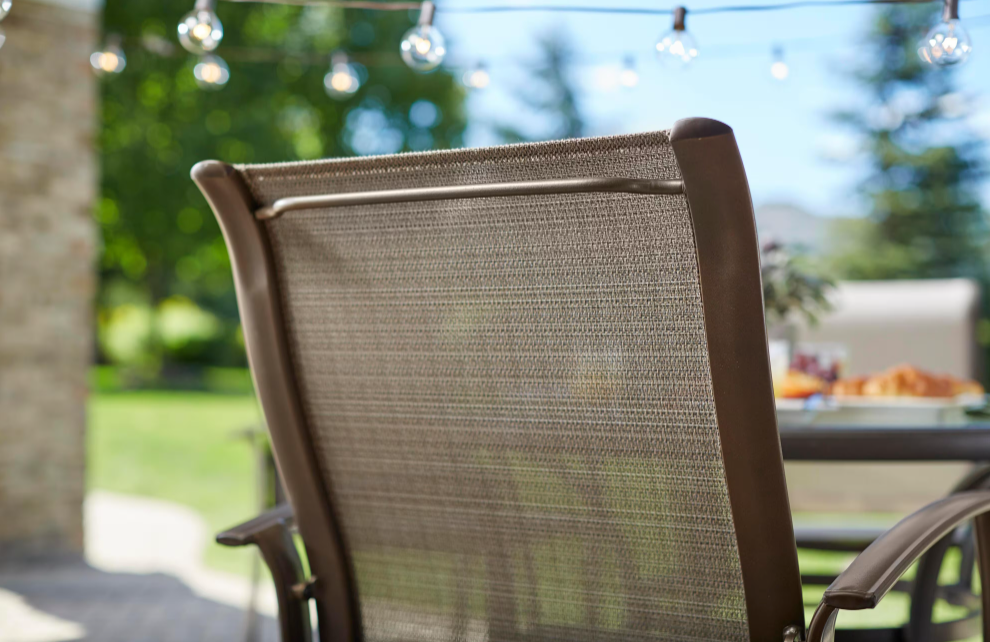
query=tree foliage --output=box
[492,30,584,144]
[827,4,986,282]
[97,1,467,369]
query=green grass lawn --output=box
[87,389,265,576]
[86,387,976,634]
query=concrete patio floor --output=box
[0,492,280,642]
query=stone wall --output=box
[0,0,97,558]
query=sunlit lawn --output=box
[86,384,977,633]
[87,387,264,576]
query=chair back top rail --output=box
[255,176,685,219]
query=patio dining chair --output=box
[193,118,990,642]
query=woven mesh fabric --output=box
[238,131,749,642]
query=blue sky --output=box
[434,0,990,217]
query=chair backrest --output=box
[194,118,805,642]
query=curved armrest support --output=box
[217,504,313,642]
[809,490,990,642]
[217,503,294,547]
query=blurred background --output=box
[1,0,989,638]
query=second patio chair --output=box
[194,118,990,642]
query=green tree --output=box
[827,4,986,283]
[97,1,467,370]
[492,30,584,143]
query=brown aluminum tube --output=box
[255,177,685,220]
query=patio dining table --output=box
[778,419,990,642]
[779,423,990,462]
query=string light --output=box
[91,34,127,75]
[462,62,490,89]
[179,0,224,55]
[216,0,977,14]
[656,6,699,68]
[919,0,972,65]
[70,0,986,82]
[619,56,640,87]
[401,1,446,73]
[770,45,789,79]
[324,51,361,98]
[194,54,230,89]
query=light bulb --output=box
[401,25,446,72]
[324,52,360,99]
[91,35,127,76]
[194,54,230,90]
[919,19,972,66]
[178,1,223,54]
[401,1,446,73]
[619,57,639,88]
[919,0,972,67]
[462,62,490,89]
[656,31,699,68]
[0,0,12,23]
[655,7,698,69]
[770,46,789,80]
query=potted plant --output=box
[761,240,834,340]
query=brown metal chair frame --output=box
[194,118,990,642]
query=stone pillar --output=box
[0,0,98,558]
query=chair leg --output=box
[907,534,952,642]
[955,525,976,591]
[217,505,314,642]
[973,513,990,642]
[252,523,314,642]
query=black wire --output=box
[442,5,673,13]
[217,0,988,15]
[692,0,924,14]
[223,0,419,7]
[443,0,987,15]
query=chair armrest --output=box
[216,504,313,642]
[216,503,294,547]
[809,490,990,642]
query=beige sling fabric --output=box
[237,131,749,642]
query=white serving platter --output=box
[776,395,986,427]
